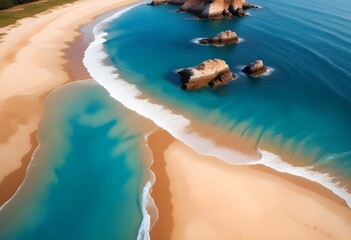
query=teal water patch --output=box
[102,0,351,178]
[0,81,152,239]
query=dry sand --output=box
[2,1,351,239]
[149,130,351,240]
[0,0,140,206]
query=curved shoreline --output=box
[148,129,351,239]
[83,3,351,208]
[0,0,350,239]
[0,0,141,207]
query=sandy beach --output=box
[149,130,351,240]
[0,0,140,206]
[1,0,351,239]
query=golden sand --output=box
[0,0,140,206]
[149,130,351,240]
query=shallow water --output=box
[1,0,351,238]
[0,81,154,239]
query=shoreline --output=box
[149,129,351,239]
[84,30,351,209]
[83,7,351,208]
[1,0,351,238]
[0,0,141,207]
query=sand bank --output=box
[149,130,351,240]
[0,0,140,206]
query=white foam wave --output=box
[238,37,245,43]
[85,4,255,161]
[262,67,275,77]
[254,150,351,208]
[191,37,207,45]
[137,181,152,240]
[84,8,351,237]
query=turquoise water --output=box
[0,82,153,239]
[1,0,351,238]
[103,0,351,178]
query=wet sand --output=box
[0,0,140,206]
[149,129,351,240]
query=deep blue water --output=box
[0,82,153,239]
[103,0,351,178]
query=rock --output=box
[149,0,165,6]
[199,30,239,45]
[178,59,236,90]
[243,2,258,9]
[209,73,238,87]
[242,60,268,77]
[167,0,187,5]
[222,9,233,18]
[233,7,246,17]
[150,0,257,18]
[180,0,256,18]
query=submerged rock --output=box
[178,59,236,90]
[199,30,239,45]
[149,0,257,18]
[242,60,267,77]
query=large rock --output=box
[242,60,267,77]
[199,30,239,45]
[149,0,165,6]
[149,0,257,18]
[178,59,236,90]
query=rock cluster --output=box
[199,30,239,45]
[149,0,269,89]
[150,0,257,19]
[242,60,267,77]
[178,59,236,90]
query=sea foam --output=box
[84,8,351,238]
[137,181,152,240]
[255,150,351,208]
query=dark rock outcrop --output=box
[199,30,239,45]
[149,0,257,18]
[242,60,267,77]
[149,0,186,6]
[178,59,236,90]
[243,2,257,9]
[149,0,164,6]
[167,0,187,5]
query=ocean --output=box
[101,0,351,171]
[0,81,155,239]
[1,0,351,238]
[86,0,351,202]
